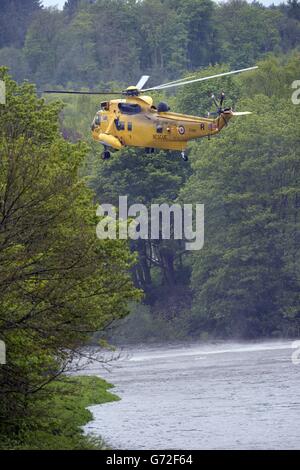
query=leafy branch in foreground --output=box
[0,68,141,443]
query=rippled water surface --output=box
[82,341,300,449]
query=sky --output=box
[42,0,286,9]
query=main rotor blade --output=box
[143,66,258,92]
[152,75,197,90]
[43,90,121,95]
[136,75,150,90]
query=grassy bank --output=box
[0,376,119,450]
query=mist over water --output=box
[82,341,300,449]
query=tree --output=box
[91,0,141,84]
[55,11,99,86]
[64,0,96,16]
[179,57,300,337]
[0,48,29,83]
[1,0,299,89]
[216,0,283,67]
[24,9,64,85]
[175,64,242,116]
[90,146,192,300]
[170,0,219,69]
[0,68,140,428]
[240,53,300,99]
[138,0,188,80]
[285,0,300,21]
[0,0,42,49]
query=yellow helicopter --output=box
[45,66,257,161]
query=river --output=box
[81,340,300,449]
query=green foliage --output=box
[0,0,41,49]
[0,0,299,443]
[107,301,189,344]
[216,0,284,67]
[241,53,300,98]
[1,0,299,87]
[57,54,300,343]
[91,147,190,206]
[55,10,99,86]
[0,48,29,83]
[24,9,65,84]
[0,376,119,450]
[0,68,140,445]
[179,56,300,338]
[64,0,93,17]
[175,64,242,116]
[171,0,219,69]
[90,146,192,299]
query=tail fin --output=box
[213,109,252,131]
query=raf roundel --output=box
[178,125,185,135]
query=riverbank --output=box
[0,376,119,450]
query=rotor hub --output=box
[123,86,140,96]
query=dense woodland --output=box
[92,55,300,342]
[0,0,300,449]
[0,0,300,87]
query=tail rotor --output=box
[209,90,227,115]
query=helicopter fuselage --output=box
[91,95,233,153]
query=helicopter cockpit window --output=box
[94,115,101,126]
[100,101,109,111]
[118,103,142,115]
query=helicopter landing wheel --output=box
[181,151,188,162]
[102,150,111,160]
